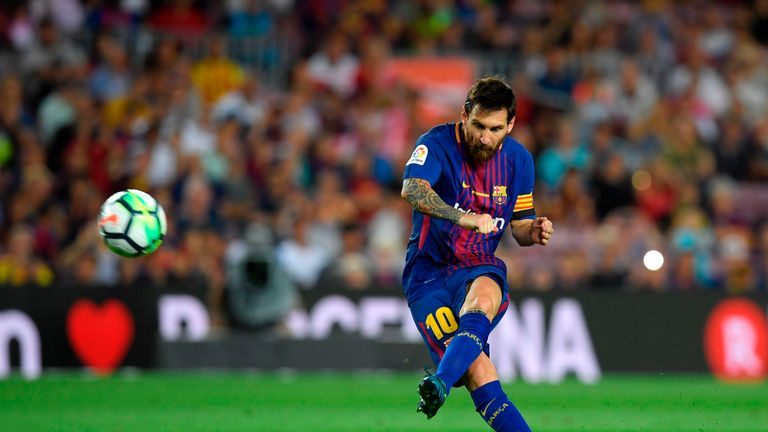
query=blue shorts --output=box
[405,265,510,367]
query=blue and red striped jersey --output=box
[402,122,536,294]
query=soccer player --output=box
[401,77,553,431]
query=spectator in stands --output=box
[176,170,220,234]
[307,31,360,98]
[591,152,634,220]
[537,117,591,190]
[747,119,768,180]
[714,115,751,181]
[147,0,208,35]
[227,0,274,38]
[7,3,35,51]
[88,34,131,103]
[191,35,244,106]
[213,72,270,127]
[275,215,333,290]
[31,0,85,35]
[318,223,372,291]
[611,59,658,131]
[22,16,87,108]
[0,224,54,286]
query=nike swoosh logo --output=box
[462,181,471,188]
[422,277,437,284]
[481,398,496,417]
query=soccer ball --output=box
[98,189,167,257]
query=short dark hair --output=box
[464,77,516,122]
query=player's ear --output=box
[507,116,516,134]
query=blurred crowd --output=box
[1,0,768,327]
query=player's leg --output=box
[464,353,533,432]
[434,275,501,389]
[417,275,501,418]
[407,290,455,418]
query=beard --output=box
[466,136,503,163]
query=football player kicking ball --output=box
[400,77,553,431]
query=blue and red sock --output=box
[470,380,532,432]
[435,311,490,391]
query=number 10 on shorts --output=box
[425,307,458,340]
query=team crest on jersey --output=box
[492,185,507,204]
[406,144,428,166]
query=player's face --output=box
[461,107,514,163]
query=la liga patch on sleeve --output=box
[407,144,428,166]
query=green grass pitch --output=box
[1,372,766,431]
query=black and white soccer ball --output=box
[97,189,167,257]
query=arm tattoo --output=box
[402,178,464,224]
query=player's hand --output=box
[458,213,498,234]
[531,216,554,245]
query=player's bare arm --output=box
[401,178,464,223]
[401,178,498,234]
[510,216,554,246]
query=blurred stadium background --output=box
[1,0,768,430]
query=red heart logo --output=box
[67,299,134,375]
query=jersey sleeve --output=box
[512,148,536,220]
[403,135,443,185]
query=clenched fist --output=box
[458,213,498,234]
[531,216,554,245]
